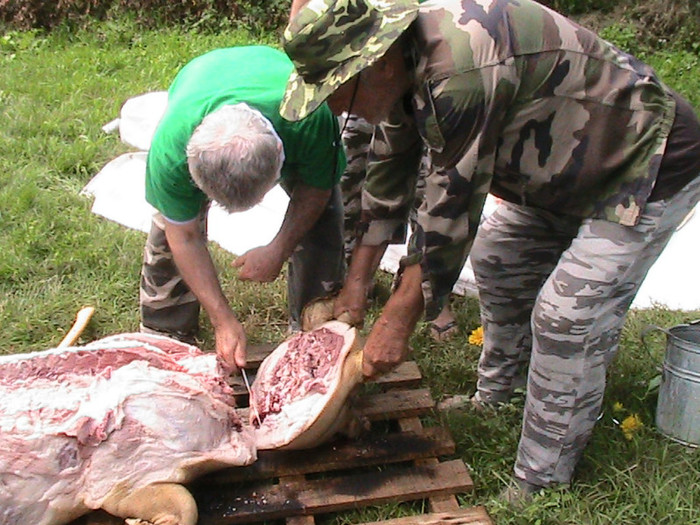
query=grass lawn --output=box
[1,16,699,525]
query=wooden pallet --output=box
[74,344,492,525]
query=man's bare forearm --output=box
[362,263,424,376]
[382,263,424,328]
[268,183,330,260]
[165,221,235,327]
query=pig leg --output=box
[101,482,197,525]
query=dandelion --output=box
[613,401,624,413]
[468,326,484,346]
[620,413,644,440]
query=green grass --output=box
[1,16,699,525]
[0,19,282,351]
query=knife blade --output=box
[241,368,262,427]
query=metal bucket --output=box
[652,320,700,447]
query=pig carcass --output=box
[0,333,256,525]
[250,320,364,450]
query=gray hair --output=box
[186,104,284,212]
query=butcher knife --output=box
[241,368,262,427]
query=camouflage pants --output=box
[339,114,374,264]
[287,183,346,330]
[140,208,208,341]
[140,185,345,337]
[340,114,428,262]
[470,174,700,487]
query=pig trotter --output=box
[102,483,198,525]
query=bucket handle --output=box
[640,324,670,373]
[639,319,700,372]
[640,319,700,360]
[640,324,671,345]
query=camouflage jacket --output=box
[360,0,677,319]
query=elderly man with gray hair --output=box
[141,46,345,373]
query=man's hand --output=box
[232,245,285,282]
[361,263,424,378]
[333,279,369,326]
[334,242,388,326]
[362,313,414,377]
[233,183,330,284]
[213,315,247,374]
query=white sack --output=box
[85,92,700,311]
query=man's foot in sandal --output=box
[428,305,459,341]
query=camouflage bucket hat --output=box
[280,0,419,121]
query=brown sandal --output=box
[428,320,459,341]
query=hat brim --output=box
[280,6,418,121]
[280,69,345,122]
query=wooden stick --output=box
[58,306,95,348]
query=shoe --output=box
[469,392,501,412]
[429,320,459,341]
[437,395,474,411]
[499,478,544,509]
[139,323,197,345]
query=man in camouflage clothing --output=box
[279,0,700,498]
[339,112,460,339]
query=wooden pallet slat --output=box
[196,426,455,485]
[238,386,436,424]
[365,361,423,389]
[194,460,473,525]
[244,344,277,368]
[353,388,436,420]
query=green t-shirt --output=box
[145,46,345,222]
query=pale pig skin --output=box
[251,320,364,450]
[0,333,256,525]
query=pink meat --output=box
[251,327,344,424]
[0,333,256,525]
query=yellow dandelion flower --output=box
[620,413,644,440]
[468,326,484,346]
[613,402,624,413]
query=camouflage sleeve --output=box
[360,103,423,245]
[407,72,500,320]
[412,148,491,320]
